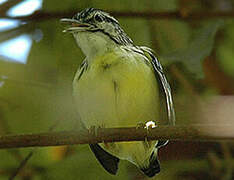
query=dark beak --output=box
[60,18,91,32]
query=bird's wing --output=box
[139,46,176,147]
[140,46,175,126]
[89,144,119,175]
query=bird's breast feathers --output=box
[73,48,159,165]
[73,48,159,128]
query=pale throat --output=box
[73,31,118,61]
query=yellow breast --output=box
[73,48,159,165]
[73,48,159,128]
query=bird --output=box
[61,8,175,178]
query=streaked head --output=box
[61,8,133,52]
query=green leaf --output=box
[162,20,224,78]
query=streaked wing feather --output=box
[139,47,176,148]
[149,53,175,126]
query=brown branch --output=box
[0,125,234,149]
[0,0,23,16]
[1,10,234,22]
[8,110,62,180]
[111,10,234,19]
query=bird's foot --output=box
[89,124,106,137]
[89,125,98,137]
[136,122,146,129]
[137,121,157,148]
[145,121,157,130]
[136,121,157,129]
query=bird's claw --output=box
[145,121,157,130]
[136,122,146,129]
[89,124,106,137]
[137,121,157,148]
[89,126,98,136]
[136,121,157,130]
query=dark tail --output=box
[89,144,119,175]
[140,152,160,178]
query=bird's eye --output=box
[94,14,103,22]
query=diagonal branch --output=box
[0,125,234,149]
[0,0,23,16]
[8,151,33,180]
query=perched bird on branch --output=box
[61,7,175,177]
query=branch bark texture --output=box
[0,125,234,149]
[2,10,234,21]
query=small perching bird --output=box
[61,8,175,177]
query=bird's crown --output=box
[72,8,119,25]
[61,8,133,45]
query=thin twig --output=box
[0,0,23,16]
[8,151,33,180]
[1,10,234,22]
[0,23,34,43]
[0,125,234,149]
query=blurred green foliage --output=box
[162,20,224,78]
[217,21,234,77]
